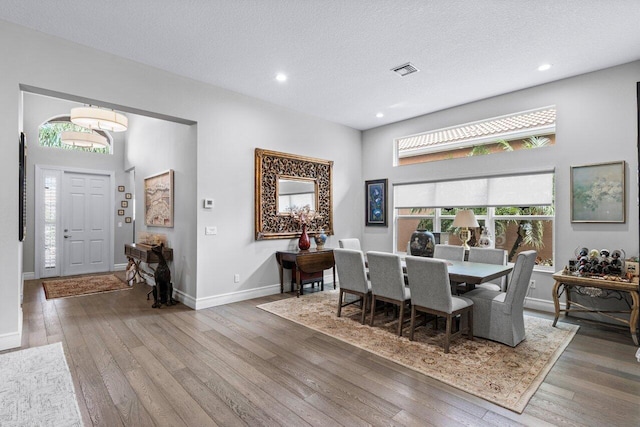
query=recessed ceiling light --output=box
[537,63,552,71]
[376,112,384,118]
[275,73,287,82]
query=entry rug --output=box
[0,342,83,426]
[43,274,130,300]
[257,289,579,413]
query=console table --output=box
[124,243,173,285]
[552,271,639,345]
[275,249,336,297]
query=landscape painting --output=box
[144,169,174,227]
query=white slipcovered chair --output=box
[433,244,465,261]
[463,250,537,347]
[405,256,474,353]
[467,247,508,292]
[333,248,371,324]
[338,238,361,250]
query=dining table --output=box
[402,258,513,292]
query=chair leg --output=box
[444,314,452,353]
[337,289,344,317]
[360,294,367,324]
[409,305,417,341]
[369,295,377,326]
[397,301,405,337]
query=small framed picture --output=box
[121,201,128,208]
[117,209,125,216]
[125,193,132,199]
[125,217,132,223]
[118,185,125,192]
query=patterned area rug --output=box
[0,342,82,426]
[43,274,131,300]
[257,289,579,413]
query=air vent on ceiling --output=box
[391,62,419,77]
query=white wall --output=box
[0,20,362,349]
[362,61,640,312]
[125,115,197,300]
[22,93,131,275]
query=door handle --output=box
[64,235,71,238]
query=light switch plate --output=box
[205,226,217,235]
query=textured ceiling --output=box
[1,1,640,130]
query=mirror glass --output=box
[278,178,316,213]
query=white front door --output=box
[62,172,111,276]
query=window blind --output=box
[394,172,554,208]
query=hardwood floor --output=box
[12,276,640,426]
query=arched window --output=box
[39,115,112,154]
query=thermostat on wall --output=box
[203,198,214,209]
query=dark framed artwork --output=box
[18,132,26,241]
[365,178,387,226]
[121,200,128,208]
[125,217,132,223]
[117,209,125,216]
[118,185,125,192]
[125,192,132,199]
[571,161,625,223]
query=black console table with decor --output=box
[124,243,173,285]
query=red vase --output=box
[298,223,311,250]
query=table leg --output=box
[296,269,301,298]
[278,262,284,294]
[552,280,562,327]
[629,290,639,346]
[332,266,336,289]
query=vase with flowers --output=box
[289,204,322,250]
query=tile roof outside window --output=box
[397,107,556,154]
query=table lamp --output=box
[452,209,479,250]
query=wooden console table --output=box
[275,249,336,298]
[552,271,639,345]
[124,243,173,285]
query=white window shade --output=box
[394,172,553,209]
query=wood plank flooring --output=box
[10,275,640,426]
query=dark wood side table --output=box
[275,249,336,297]
[124,243,173,285]
[552,271,639,345]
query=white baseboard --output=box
[22,271,35,281]
[0,310,23,351]
[194,283,282,310]
[524,296,564,313]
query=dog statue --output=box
[151,243,175,308]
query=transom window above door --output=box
[39,116,112,154]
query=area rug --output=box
[257,289,579,413]
[0,342,83,426]
[43,274,130,300]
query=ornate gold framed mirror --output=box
[255,148,333,240]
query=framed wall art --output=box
[118,185,125,192]
[117,209,125,216]
[571,161,625,223]
[365,178,387,226]
[144,169,174,227]
[125,192,132,199]
[125,217,132,223]
[121,200,128,208]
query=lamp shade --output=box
[60,131,109,149]
[452,209,479,228]
[70,106,128,132]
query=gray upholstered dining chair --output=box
[433,244,465,261]
[405,256,474,353]
[463,250,537,347]
[366,251,411,336]
[333,248,371,324]
[467,247,508,292]
[338,238,361,250]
